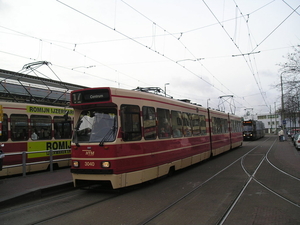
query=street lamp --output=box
[164,83,170,97]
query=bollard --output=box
[0,143,5,171]
[22,151,27,176]
[49,149,53,172]
[0,149,4,171]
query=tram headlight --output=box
[101,161,111,168]
[73,161,80,168]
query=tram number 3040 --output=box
[84,161,95,167]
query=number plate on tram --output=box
[84,161,95,167]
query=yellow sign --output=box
[26,106,74,116]
[27,140,71,158]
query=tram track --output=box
[138,142,263,225]
[218,136,300,224]
[32,193,121,225]
[1,136,299,224]
[0,187,124,225]
[139,136,300,225]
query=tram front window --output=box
[73,109,117,143]
[243,126,253,132]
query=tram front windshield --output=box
[243,125,253,132]
[73,108,117,143]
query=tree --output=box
[277,45,300,128]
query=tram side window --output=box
[157,108,171,139]
[121,105,142,141]
[237,121,242,132]
[31,115,51,140]
[232,120,242,132]
[11,114,29,141]
[200,115,207,135]
[212,117,220,134]
[182,113,192,137]
[223,119,228,133]
[171,111,182,138]
[0,114,8,141]
[231,120,237,132]
[54,116,72,139]
[213,117,228,134]
[191,114,200,136]
[142,106,157,140]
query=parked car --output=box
[289,129,300,139]
[294,134,300,150]
[293,133,300,146]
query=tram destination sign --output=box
[72,89,110,104]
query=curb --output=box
[0,182,74,209]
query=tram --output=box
[242,120,265,141]
[70,87,243,189]
[0,102,74,176]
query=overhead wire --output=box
[125,0,243,98]
[1,1,294,112]
[56,0,251,111]
[0,25,152,88]
[202,0,270,109]
[56,1,230,96]
[251,3,300,53]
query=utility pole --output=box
[270,105,273,134]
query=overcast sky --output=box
[0,0,299,116]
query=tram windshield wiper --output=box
[99,125,116,146]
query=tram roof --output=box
[0,68,87,91]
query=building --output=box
[257,114,280,134]
[255,113,299,134]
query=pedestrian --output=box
[31,129,38,140]
[278,129,284,142]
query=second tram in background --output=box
[242,120,265,141]
[70,87,243,189]
[0,102,74,176]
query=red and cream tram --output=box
[70,87,243,189]
[0,102,74,176]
